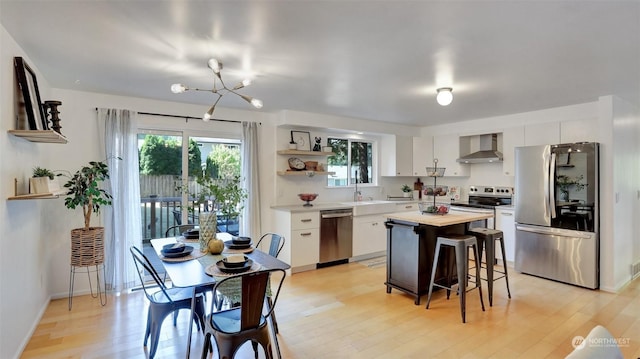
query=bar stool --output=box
[467,227,512,306]
[426,234,485,323]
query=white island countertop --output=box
[386,210,492,227]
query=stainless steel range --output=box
[450,185,513,229]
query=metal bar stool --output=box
[426,234,485,323]
[467,227,512,306]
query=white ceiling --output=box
[1,1,639,126]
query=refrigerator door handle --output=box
[549,152,557,218]
[516,224,593,239]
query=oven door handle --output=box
[450,206,494,214]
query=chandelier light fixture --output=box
[171,58,263,121]
[436,87,453,106]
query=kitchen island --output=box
[384,210,493,304]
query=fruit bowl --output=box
[418,202,450,215]
[298,193,319,207]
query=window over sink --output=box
[327,137,375,187]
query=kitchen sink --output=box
[340,200,398,216]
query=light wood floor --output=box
[22,261,640,358]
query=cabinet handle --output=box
[372,222,378,226]
[405,205,412,209]
[300,219,312,223]
[300,232,312,236]
[501,212,513,216]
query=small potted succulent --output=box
[30,166,57,194]
[401,184,413,197]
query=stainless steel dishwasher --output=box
[319,209,353,266]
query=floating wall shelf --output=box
[8,130,68,144]
[277,150,334,156]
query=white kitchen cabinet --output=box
[502,126,524,176]
[495,207,515,265]
[412,136,433,176]
[524,122,560,146]
[352,214,387,257]
[380,135,413,176]
[273,210,320,272]
[560,118,597,143]
[432,134,469,177]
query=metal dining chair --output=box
[130,246,206,359]
[255,233,285,334]
[201,268,286,359]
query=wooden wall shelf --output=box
[8,193,59,200]
[8,130,68,144]
[277,171,335,176]
[277,150,334,156]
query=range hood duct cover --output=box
[457,133,503,163]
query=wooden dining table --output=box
[150,233,290,358]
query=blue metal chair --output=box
[130,246,206,359]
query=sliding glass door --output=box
[137,130,242,241]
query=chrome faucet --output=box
[354,170,361,202]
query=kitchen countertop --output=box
[386,210,493,227]
[271,202,354,213]
[271,199,414,214]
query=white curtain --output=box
[98,108,142,292]
[241,121,261,238]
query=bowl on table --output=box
[232,236,252,245]
[162,242,186,253]
[222,255,249,268]
[298,193,319,207]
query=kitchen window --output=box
[326,137,375,187]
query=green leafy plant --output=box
[32,166,56,180]
[62,160,113,230]
[401,184,412,193]
[193,174,247,220]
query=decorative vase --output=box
[198,212,217,253]
[560,190,569,201]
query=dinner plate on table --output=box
[216,259,253,274]
[161,245,194,258]
[225,241,253,250]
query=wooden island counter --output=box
[384,210,493,305]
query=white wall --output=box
[1,26,54,359]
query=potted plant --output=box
[401,184,413,198]
[30,166,56,194]
[191,174,247,253]
[62,160,113,275]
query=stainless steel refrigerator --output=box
[514,142,599,289]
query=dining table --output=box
[150,232,290,358]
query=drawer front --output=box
[395,202,418,212]
[290,228,319,267]
[291,212,319,230]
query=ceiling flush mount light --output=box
[436,87,453,106]
[171,58,263,121]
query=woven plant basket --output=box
[70,227,105,267]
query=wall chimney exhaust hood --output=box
[457,133,503,163]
